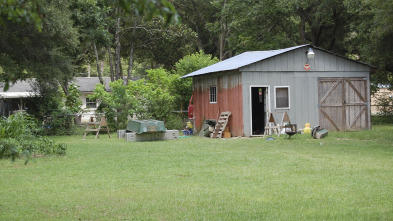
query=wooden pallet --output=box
[212,111,231,138]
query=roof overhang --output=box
[0,92,38,99]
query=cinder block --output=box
[125,132,137,142]
[164,130,179,140]
[125,132,156,142]
[125,131,179,142]
[117,130,126,138]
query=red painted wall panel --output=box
[193,73,244,137]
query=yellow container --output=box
[304,123,311,134]
[223,131,231,138]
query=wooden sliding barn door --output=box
[318,78,368,131]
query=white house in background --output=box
[0,77,138,119]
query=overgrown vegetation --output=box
[91,69,179,130]
[91,51,218,131]
[0,112,67,164]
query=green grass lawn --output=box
[1,126,393,220]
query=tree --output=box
[0,0,79,91]
[90,69,178,129]
[348,0,393,88]
[172,51,219,110]
[71,0,112,85]
[171,0,221,56]
[0,0,45,31]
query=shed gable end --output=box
[240,48,370,72]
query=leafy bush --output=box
[29,81,81,135]
[0,112,67,164]
[0,112,41,139]
[91,70,178,131]
[165,113,184,130]
[42,109,79,135]
[172,51,219,110]
[89,52,218,130]
[371,115,393,125]
[63,82,83,114]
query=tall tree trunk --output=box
[115,6,121,80]
[100,60,104,76]
[127,27,136,82]
[219,0,227,61]
[93,42,104,85]
[299,13,306,44]
[87,63,91,77]
[119,60,123,79]
[108,47,114,81]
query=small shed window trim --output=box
[209,86,217,103]
[274,86,290,109]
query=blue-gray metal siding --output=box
[241,47,370,136]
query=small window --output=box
[86,98,97,108]
[209,86,217,103]
[275,86,290,109]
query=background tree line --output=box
[0,0,392,123]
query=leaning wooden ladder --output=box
[83,117,111,139]
[212,111,231,138]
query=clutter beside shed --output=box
[311,126,328,139]
[117,119,179,142]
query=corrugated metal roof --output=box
[182,44,310,78]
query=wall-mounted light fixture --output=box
[306,48,315,59]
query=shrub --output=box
[43,109,78,135]
[165,113,184,130]
[91,71,177,131]
[0,112,67,164]
[0,112,41,139]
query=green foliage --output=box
[173,51,219,76]
[64,83,83,114]
[172,51,219,110]
[0,0,79,88]
[144,68,176,120]
[164,113,184,130]
[43,109,78,136]
[0,112,67,164]
[0,112,41,139]
[371,115,393,125]
[116,0,180,24]
[91,69,179,130]
[90,80,131,130]
[0,0,45,31]
[0,137,67,164]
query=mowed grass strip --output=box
[1,126,393,220]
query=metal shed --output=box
[182,44,371,137]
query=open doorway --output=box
[251,86,269,135]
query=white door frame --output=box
[249,85,271,136]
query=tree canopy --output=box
[0,0,392,90]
